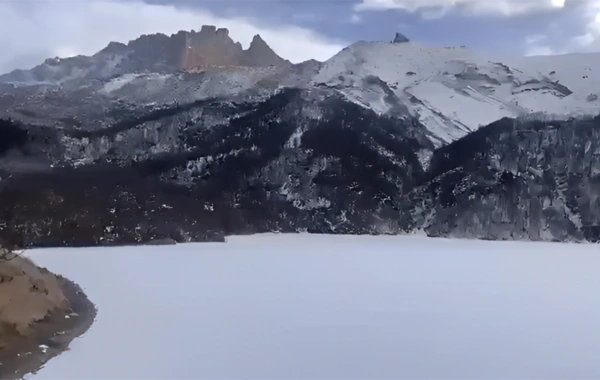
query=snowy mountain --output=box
[1,29,600,246]
[313,40,600,145]
[2,29,599,146]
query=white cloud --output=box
[525,44,555,56]
[355,0,567,17]
[530,1,600,54]
[0,0,346,74]
[523,34,555,56]
[574,1,600,50]
[516,1,600,56]
[356,0,600,56]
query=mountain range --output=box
[1,27,599,247]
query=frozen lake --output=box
[26,234,600,379]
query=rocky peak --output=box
[200,25,217,34]
[250,34,268,48]
[97,41,129,56]
[0,25,290,83]
[242,34,289,68]
[179,26,243,68]
[123,26,288,70]
[392,33,410,44]
[43,57,62,66]
[216,28,229,37]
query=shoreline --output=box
[0,275,97,380]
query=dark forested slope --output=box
[0,88,599,247]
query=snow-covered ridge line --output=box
[312,40,600,145]
[3,30,600,146]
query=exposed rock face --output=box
[126,27,290,71]
[392,33,409,44]
[0,26,290,84]
[241,35,289,67]
[178,27,243,68]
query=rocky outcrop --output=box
[178,27,243,68]
[0,26,290,83]
[392,33,409,44]
[0,254,96,380]
[119,27,290,72]
[241,35,289,67]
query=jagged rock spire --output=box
[242,34,289,67]
[392,33,409,44]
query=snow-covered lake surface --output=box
[26,234,600,379]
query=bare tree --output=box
[0,246,11,261]
[0,228,24,262]
[0,245,20,262]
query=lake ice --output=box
[26,234,600,379]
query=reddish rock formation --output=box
[0,25,292,83]
[241,35,288,68]
[123,25,290,72]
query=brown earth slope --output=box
[0,256,68,337]
[0,254,96,379]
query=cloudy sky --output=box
[1,0,599,74]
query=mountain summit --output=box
[242,34,288,67]
[392,33,410,43]
[313,39,600,145]
[175,26,289,69]
[0,26,290,83]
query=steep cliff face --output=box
[179,27,244,68]
[241,35,289,68]
[1,31,600,247]
[0,26,290,84]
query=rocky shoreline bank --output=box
[0,257,96,379]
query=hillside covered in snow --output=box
[313,38,600,145]
[1,28,600,246]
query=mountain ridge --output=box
[5,28,600,145]
[313,40,600,144]
[1,28,600,246]
[0,26,291,84]
[3,28,600,147]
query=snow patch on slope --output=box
[100,73,144,93]
[509,52,600,115]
